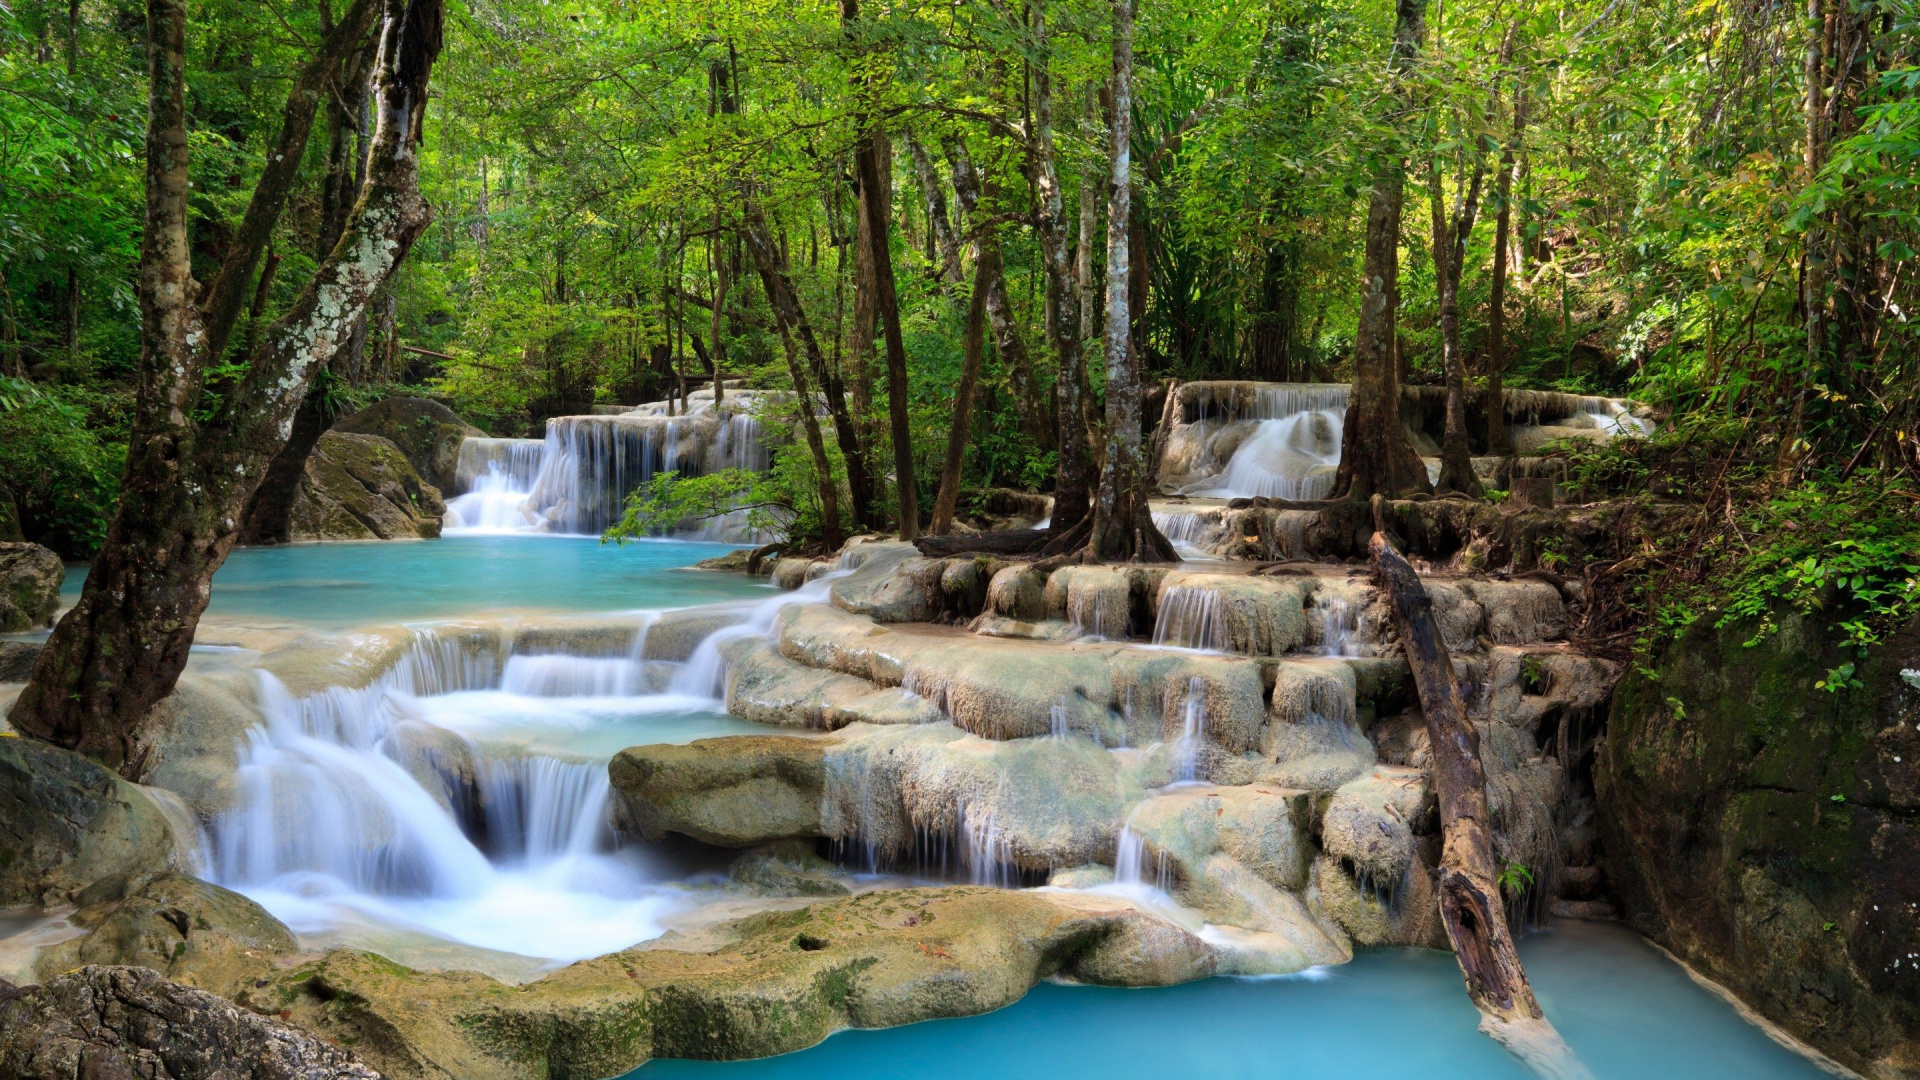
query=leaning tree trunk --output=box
[1369,508,1588,1076]
[1331,0,1432,502]
[1086,0,1174,564]
[241,34,379,546]
[741,208,845,550]
[9,0,441,773]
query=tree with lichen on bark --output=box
[7,0,445,775]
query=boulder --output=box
[1599,608,1920,1079]
[0,737,184,906]
[288,431,446,542]
[133,673,263,818]
[0,965,378,1080]
[610,736,830,847]
[33,873,299,995]
[1123,783,1315,894]
[333,395,484,492]
[0,542,62,632]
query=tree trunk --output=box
[709,55,736,407]
[9,0,442,773]
[930,251,990,534]
[844,0,918,540]
[1486,38,1524,455]
[946,136,1051,450]
[1369,513,1586,1071]
[1427,152,1485,497]
[1076,114,1100,348]
[907,133,961,285]
[741,208,845,549]
[1087,0,1174,564]
[1024,0,1093,537]
[1331,0,1432,502]
[853,133,919,540]
[240,36,379,545]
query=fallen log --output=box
[1368,496,1591,1078]
[911,528,1050,558]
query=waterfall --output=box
[1152,586,1227,652]
[1151,509,1223,559]
[1173,676,1209,784]
[959,802,1019,888]
[1320,598,1358,657]
[443,394,775,539]
[1114,826,1172,891]
[1176,384,1348,501]
[205,616,761,965]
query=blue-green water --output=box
[58,536,772,626]
[638,921,1826,1080]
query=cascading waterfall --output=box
[206,620,753,964]
[1173,676,1209,784]
[1152,586,1227,652]
[1151,510,1224,558]
[1185,385,1348,501]
[669,569,851,701]
[1319,598,1358,657]
[444,394,775,538]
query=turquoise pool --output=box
[638,921,1827,1080]
[57,536,773,627]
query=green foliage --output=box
[1497,862,1535,894]
[1712,474,1920,669]
[606,468,772,542]
[0,376,124,557]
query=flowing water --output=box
[17,527,1831,1076]
[1186,385,1349,501]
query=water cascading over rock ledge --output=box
[445,388,780,539]
[0,521,1645,1079]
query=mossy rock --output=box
[288,431,447,542]
[0,737,181,906]
[333,396,485,492]
[0,542,61,633]
[1598,608,1920,1078]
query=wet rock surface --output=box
[0,737,182,906]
